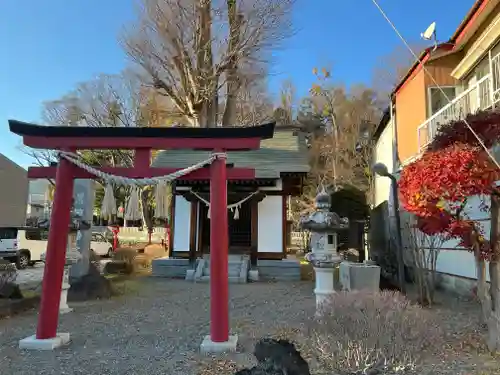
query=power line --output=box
[370,0,500,169]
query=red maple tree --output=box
[399,109,500,351]
[398,111,500,260]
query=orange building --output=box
[390,0,500,165]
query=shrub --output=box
[307,290,441,374]
[133,253,153,272]
[88,249,102,272]
[0,259,17,288]
[144,244,166,259]
[112,248,138,264]
[110,248,152,274]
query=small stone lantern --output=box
[299,189,348,311]
[40,216,90,314]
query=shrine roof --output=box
[152,129,310,179]
[8,120,275,140]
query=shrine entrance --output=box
[8,119,275,352]
[199,197,253,254]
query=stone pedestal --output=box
[40,240,82,316]
[19,332,71,350]
[306,252,340,312]
[313,267,336,308]
[59,267,72,314]
[340,261,381,292]
[200,335,238,354]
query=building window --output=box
[428,87,457,115]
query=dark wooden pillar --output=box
[282,194,287,257]
[189,201,198,262]
[169,193,176,257]
[251,200,258,266]
[197,202,204,257]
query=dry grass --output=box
[109,248,154,275]
[308,291,442,374]
[109,276,145,297]
[195,289,500,375]
[144,243,166,258]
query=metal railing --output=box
[417,75,493,152]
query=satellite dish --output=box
[421,22,438,51]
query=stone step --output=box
[198,275,244,283]
[203,268,241,277]
[194,256,250,283]
[203,261,244,267]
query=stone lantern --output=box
[40,215,90,314]
[299,189,348,310]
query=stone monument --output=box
[69,179,95,281]
[299,189,348,311]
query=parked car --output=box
[0,227,114,270]
[0,227,47,269]
[90,232,114,257]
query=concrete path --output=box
[16,259,111,289]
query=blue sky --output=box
[0,0,474,168]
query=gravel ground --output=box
[1,277,499,375]
[0,278,316,375]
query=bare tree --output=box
[273,79,296,125]
[23,72,164,230]
[308,69,382,199]
[371,42,428,102]
[404,217,444,306]
[122,0,294,127]
[235,81,274,125]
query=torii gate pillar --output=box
[19,156,74,350]
[200,152,238,353]
[9,119,275,352]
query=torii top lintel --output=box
[8,120,276,151]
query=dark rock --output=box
[379,274,400,292]
[104,261,132,275]
[0,282,23,299]
[68,269,112,302]
[235,338,310,375]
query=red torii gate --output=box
[9,119,275,351]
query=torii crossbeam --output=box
[9,119,275,352]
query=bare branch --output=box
[121,0,294,127]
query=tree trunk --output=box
[487,261,500,351]
[221,0,241,126]
[487,194,500,351]
[476,249,491,324]
[196,0,215,128]
[140,188,153,233]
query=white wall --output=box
[374,117,395,209]
[435,250,490,281]
[417,194,491,280]
[173,195,191,251]
[258,195,282,252]
[27,204,44,218]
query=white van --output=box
[0,227,113,270]
[0,227,42,270]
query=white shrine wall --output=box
[173,182,285,254]
[173,195,191,252]
[257,195,283,253]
